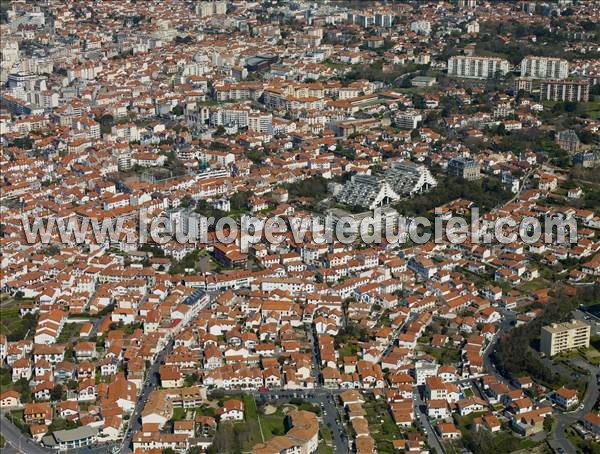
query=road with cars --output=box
[120,289,212,453]
[412,388,445,454]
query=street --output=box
[412,388,445,454]
[1,412,51,454]
[548,359,599,454]
[120,289,212,453]
[482,307,516,387]
[119,338,174,453]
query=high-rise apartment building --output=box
[447,56,510,79]
[520,56,568,79]
[540,320,591,357]
[196,1,227,18]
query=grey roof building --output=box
[42,426,98,451]
[447,156,481,180]
[336,161,437,209]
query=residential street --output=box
[483,307,516,387]
[119,338,174,454]
[120,289,211,453]
[549,360,599,454]
[413,388,445,454]
[1,412,51,454]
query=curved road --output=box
[549,360,599,454]
[482,308,598,454]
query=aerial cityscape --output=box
[0,1,599,453]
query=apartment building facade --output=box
[447,156,481,180]
[539,79,590,102]
[520,56,568,79]
[447,56,510,79]
[540,320,591,356]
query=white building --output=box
[196,1,227,17]
[410,20,431,35]
[395,110,422,130]
[520,56,568,80]
[448,56,510,79]
[415,360,439,385]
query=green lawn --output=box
[337,343,358,358]
[320,425,332,444]
[0,304,37,341]
[422,345,461,365]
[195,405,215,417]
[57,323,81,343]
[317,443,334,454]
[578,99,600,117]
[259,412,286,438]
[363,397,403,453]
[518,279,548,293]
[172,407,186,421]
[582,339,600,366]
[242,394,257,419]
[222,395,288,451]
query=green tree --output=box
[12,137,33,150]
[48,418,78,433]
[208,422,237,454]
[50,384,64,401]
[184,373,199,387]
[230,191,250,211]
[14,379,32,403]
[543,415,554,433]
[286,176,329,200]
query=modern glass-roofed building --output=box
[336,161,437,209]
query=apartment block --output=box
[447,156,481,180]
[540,79,590,102]
[540,320,591,357]
[395,110,422,129]
[196,1,227,17]
[520,56,568,79]
[447,56,510,79]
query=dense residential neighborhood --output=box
[0,1,600,454]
